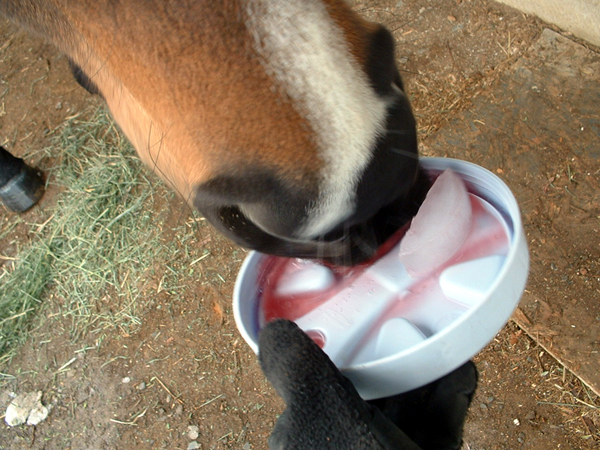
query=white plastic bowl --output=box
[233,157,529,400]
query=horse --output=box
[1,0,427,266]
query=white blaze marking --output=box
[245,0,388,238]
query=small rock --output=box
[447,15,457,22]
[187,441,200,450]
[188,425,200,440]
[122,377,131,384]
[137,382,146,391]
[27,404,49,426]
[479,403,488,410]
[242,443,251,450]
[55,102,63,110]
[5,392,49,427]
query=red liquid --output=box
[260,224,410,323]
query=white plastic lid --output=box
[233,157,529,400]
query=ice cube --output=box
[276,260,334,296]
[399,169,472,277]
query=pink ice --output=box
[276,259,334,296]
[399,169,473,277]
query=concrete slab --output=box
[496,0,600,47]
[423,29,600,395]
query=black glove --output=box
[258,319,477,450]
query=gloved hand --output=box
[259,319,477,450]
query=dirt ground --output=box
[1,1,599,449]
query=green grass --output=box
[0,108,172,363]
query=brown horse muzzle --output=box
[2,0,428,265]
